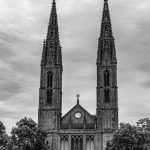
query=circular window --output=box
[75,112,81,119]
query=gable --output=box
[61,104,95,129]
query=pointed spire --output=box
[97,0,117,64]
[47,0,59,41]
[100,0,112,38]
[41,0,62,67]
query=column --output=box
[78,138,80,150]
[83,135,86,150]
[69,135,71,150]
[63,139,65,150]
[74,138,76,150]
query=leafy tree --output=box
[8,117,47,150]
[0,121,9,149]
[106,118,150,150]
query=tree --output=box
[0,121,9,149]
[106,118,150,150]
[8,117,47,150]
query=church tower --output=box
[38,0,62,132]
[96,0,118,148]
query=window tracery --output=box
[86,135,94,150]
[60,135,69,150]
[71,135,83,150]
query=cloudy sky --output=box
[0,0,150,133]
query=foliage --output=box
[0,121,9,149]
[7,117,47,150]
[106,118,150,150]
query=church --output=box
[38,0,118,150]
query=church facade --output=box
[38,0,118,150]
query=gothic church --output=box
[38,0,118,150]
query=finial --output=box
[76,94,80,104]
[104,0,108,2]
[53,0,56,4]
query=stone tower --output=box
[96,0,118,147]
[38,0,62,132]
[38,0,118,150]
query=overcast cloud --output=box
[0,0,150,133]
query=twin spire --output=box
[46,0,110,42]
[41,0,115,66]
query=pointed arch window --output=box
[104,70,110,86]
[51,19,54,25]
[47,89,52,105]
[104,89,110,103]
[47,71,53,88]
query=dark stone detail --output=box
[104,89,110,103]
[60,135,69,141]
[47,89,52,105]
[71,135,83,150]
[60,123,95,129]
[104,70,110,86]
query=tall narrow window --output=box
[47,90,52,104]
[104,89,110,103]
[51,19,54,25]
[86,135,94,150]
[60,135,69,150]
[47,72,53,88]
[71,136,83,150]
[50,29,54,37]
[104,70,110,86]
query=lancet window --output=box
[86,135,94,150]
[47,71,53,88]
[47,89,52,105]
[104,70,110,86]
[51,19,54,25]
[104,89,110,102]
[60,135,69,150]
[71,135,83,150]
